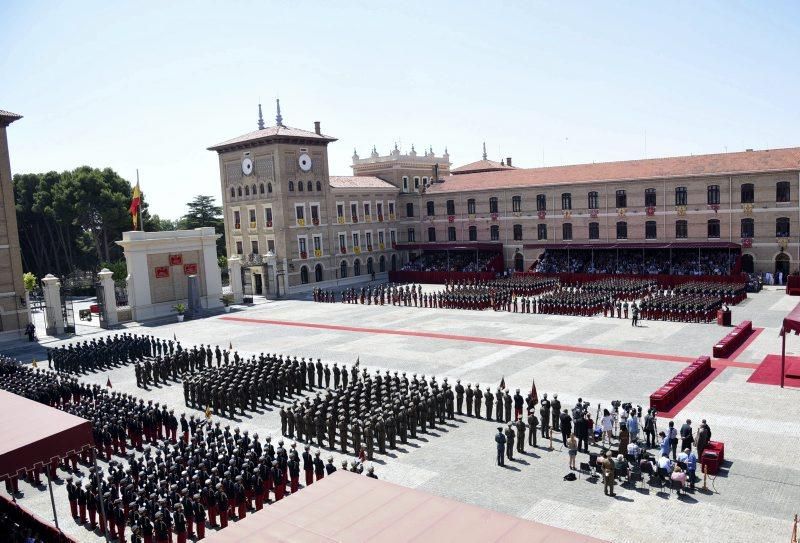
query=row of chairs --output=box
[579,451,689,495]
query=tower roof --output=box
[0,109,22,127]
[208,125,336,152]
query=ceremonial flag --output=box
[229,341,233,350]
[205,406,211,419]
[173,333,177,341]
[106,377,113,388]
[31,359,38,368]
[499,376,505,390]
[129,180,142,229]
[355,356,360,367]
[530,379,538,404]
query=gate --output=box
[241,267,254,304]
[95,282,108,329]
[60,286,76,334]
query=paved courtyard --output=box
[3,286,799,543]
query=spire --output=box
[275,98,284,127]
[482,142,487,160]
[257,103,265,130]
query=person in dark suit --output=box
[495,427,506,466]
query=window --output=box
[338,234,346,252]
[351,203,358,222]
[237,187,242,197]
[616,221,628,240]
[259,183,265,194]
[313,235,322,254]
[708,219,721,238]
[297,181,303,192]
[512,196,522,212]
[675,220,688,239]
[337,204,344,222]
[414,177,420,191]
[427,227,436,242]
[235,240,243,254]
[448,227,456,241]
[562,223,573,241]
[265,207,273,226]
[364,202,371,218]
[407,228,415,242]
[446,199,455,215]
[233,210,241,229]
[645,188,657,207]
[230,187,235,198]
[707,185,720,205]
[267,239,275,252]
[245,185,250,196]
[295,205,304,221]
[267,182,272,193]
[615,190,627,208]
[388,202,395,217]
[402,177,409,192]
[390,230,396,246]
[490,225,500,241]
[354,259,361,276]
[421,177,428,188]
[777,217,791,237]
[300,266,309,284]
[288,181,294,192]
[467,199,476,214]
[406,203,414,217]
[588,191,599,210]
[379,255,386,272]
[248,208,256,226]
[315,264,323,282]
[365,232,372,248]
[741,218,754,238]
[377,202,383,218]
[378,230,385,247]
[645,221,657,239]
[536,194,546,211]
[426,201,435,216]
[469,225,477,241]
[777,181,791,203]
[367,257,374,275]
[513,224,522,241]
[537,224,547,240]
[561,193,572,210]
[489,197,499,214]
[352,232,360,248]
[589,222,599,240]
[298,237,307,255]
[340,260,348,278]
[675,186,687,206]
[316,181,322,192]
[251,240,259,254]
[740,183,754,204]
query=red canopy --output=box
[783,300,800,336]
[0,390,93,480]
[203,471,606,543]
[523,241,740,250]
[395,242,503,252]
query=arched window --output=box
[708,219,721,238]
[307,181,313,192]
[300,266,309,284]
[259,184,265,194]
[707,185,720,205]
[379,255,386,272]
[406,202,414,217]
[615,190,627,208]
[468,225,477,241]
[288,181,294,192]
[340,260,348,278]
[237,187,242,197]
[252,184,256,195]
[298,181,304,192]
[741,218,754,238]
[354,259,361,276]
[777,217,791,237]
[675,187,687,206]
[245,185,250,196]
[230,187,235,198]
[616,221,627,240]
[512,196,522,212]
[588,191,599,209]
[367,257,374,275]
[490,225,500,241]
[467,199,476,214]
[391,254,397,271]
[316,181,322,192]
[740,183,754,204]
[267,182,273,193]
[536,194,546,211]
[428,227,436,242]
[561,193,572,210]
[777,181,791,203]
[314,264,323,282]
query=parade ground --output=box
[4,285,798,543]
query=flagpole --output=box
[136,169,142,231]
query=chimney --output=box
[314,121,321,135]
[506,157,512,167]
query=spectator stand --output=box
[391,242,504,284]
[0,495,78,543]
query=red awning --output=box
[395,242,503,251]
[523,241,740,250]
[0,390,93,480]
[783,300,800,335]
[203,471,606,543]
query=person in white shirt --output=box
[601,409,614,446]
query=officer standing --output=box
[495,427,506,467]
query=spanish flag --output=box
[129,181,142,229]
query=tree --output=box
[180,195,226,257]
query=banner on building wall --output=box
[183,263,198,275]
[169,254,183,266]
[155,266,170,278]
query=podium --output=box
[717,309,731,326]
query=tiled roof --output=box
[427,147,800,194]
[208,125,336,151]
[0,109,22,126]
[329,176,397,190]
[451,158,516,174]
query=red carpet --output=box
[747,355,800,388]
[657,367,725,418]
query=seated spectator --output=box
[670,464,687,494]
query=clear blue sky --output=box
[2,0,799,219]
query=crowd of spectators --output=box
[533,249,738,276]
[401,251,499,273]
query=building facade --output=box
[212,107,800,290]
[0,110,26,338]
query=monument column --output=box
[97,268,118,326]
[228,256,243,304]
[41,274,64,335]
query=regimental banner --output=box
[388,213,395,220]
[354,247,361,255]
[155,266,170,278]
[183,263,198,275]
[297,218,306,226]
[491,212,499,221]
[337,217,345,224]
[742,203,753,216]
[646,206,656,216]
[589,209,599,219]
[537,211,546,220]
[617,208,627,217]
[314,249,322,258]
[169,254,183,266]
[676,205,687,216]
[448,215,455,223]
[377,214,383,222]
[563,210,572,219]
[742,238,752,248]
[379,243,385,250]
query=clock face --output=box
[298,153,312,172]
[241,157,253,176]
